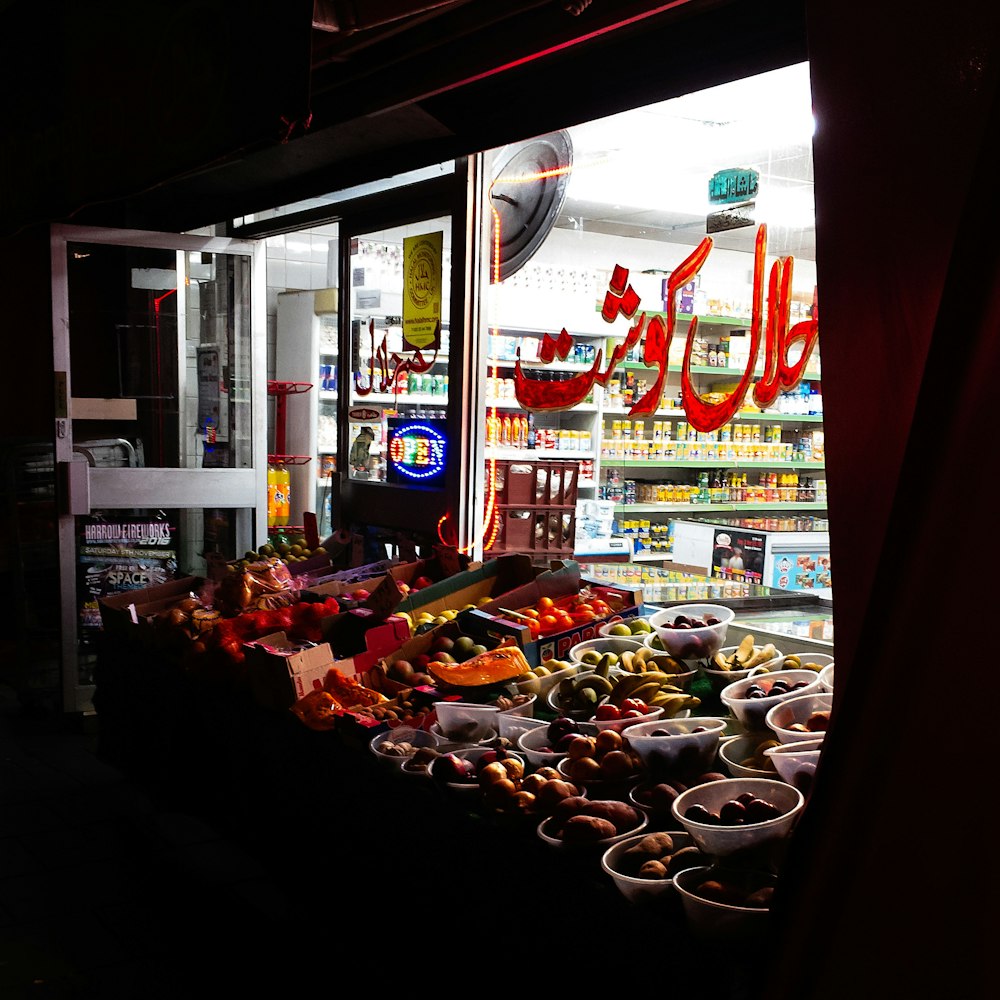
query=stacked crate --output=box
[485,459,578,559]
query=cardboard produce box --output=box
[243,632,336,711]
[393,554,539,620]
[98,576,206,637]
[476,561,644,665]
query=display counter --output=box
[669,516,831,598]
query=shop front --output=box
[7,1,998,994]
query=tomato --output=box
[572,610,597,623]
[539,614,559,631]
[537,596,555,612]
[594,704,621,720]
[621,698,650,714]
[521,608,540,619]
[574,602,594,615]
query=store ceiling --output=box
[545,62,817,259]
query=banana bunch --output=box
[606,671,701,717]
[710,634,777,672]
[617,647,689,674]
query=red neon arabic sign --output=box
[513,224,819,432]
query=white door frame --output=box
[50,224,267,713]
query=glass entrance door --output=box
[51,225,266,713]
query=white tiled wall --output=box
[265,227,339,381]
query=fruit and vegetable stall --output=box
[92,547,834,948]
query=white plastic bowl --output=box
[671,777,804,858]
[591,705,664,734]
[701,644,784,695]
[515,662,579,698]
[568,636,645,666]
[546,670,621,719]
[497,693,537,718]
[600,830,703,903]
[497,712,546,743]
[428,722,498,746]
[771,652,835,674]
[647,604,735,661]
[433,701,499,743]
[537,806,648,851]
[517,720,598,768]
[673,865,778,940]
[717,734,781,779]
[598,618,653,639]
[623,717,729,781]
[764,691,834,744]
[720,669,823,731]
[818,663,834,693]
[369,726,439,769]
[427,746,525,792]
[764,736,825,791]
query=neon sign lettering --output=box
[512,223,818,432]
[388,422,447,481]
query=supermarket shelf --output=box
[631,551,675,562]
[489,358,596,371]
[349,392,448,406]
[486,448,595,461]
[601,407,823,422]
[602,459,825,470]
[618,361,821,380]
[487,399,598,412]
[613,502,828,514]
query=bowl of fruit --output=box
[514,658,578,698]
[701,637,783,694]
[537,795,648,851]
[432,700,499,743]
[369,726,440,770]
[622,717,729,781]
[672,865,778,940]
[671,776,805,859]
[600,829,710,904]
[599,616,653,640]
[764,691,834,743]
[763,737,825,794]
[591,698,663,734]
[568,637,646,668]
[556,728,645,797]
[719,669,823,730]
[717,734,781,779]
[427,746,525,799]
[647,604,735,661]
[818,662,834,693]
[516,717,598,768]
[629,772,729,829]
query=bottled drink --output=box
[276,463,291,526]
[267,463,279,527]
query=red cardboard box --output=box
[476,561,643,665]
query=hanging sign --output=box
[707,202,756,233]
[708,167,759,205]
[402,231,443,351]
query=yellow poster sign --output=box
[403,231,443,351]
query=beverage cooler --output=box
[669,515,831,597]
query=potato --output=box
[560,815,617,844]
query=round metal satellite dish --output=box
[489,130,573,282]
